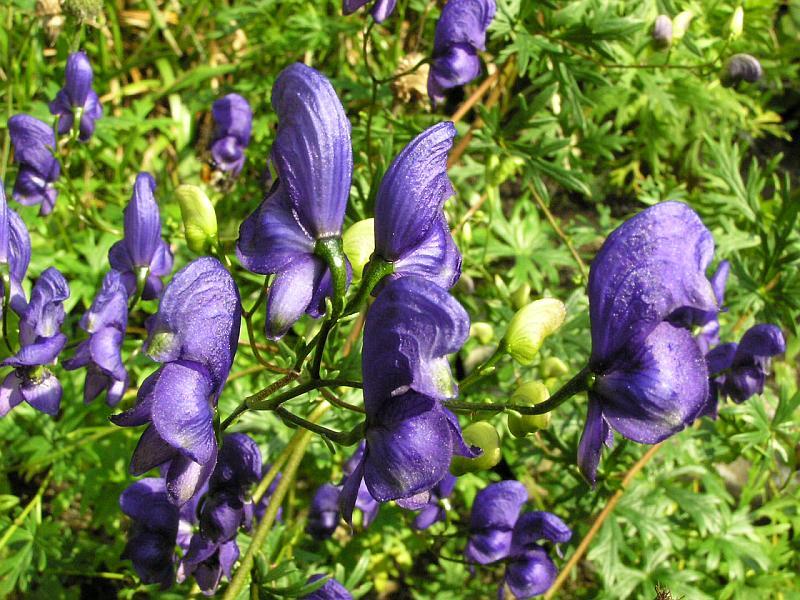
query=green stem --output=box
[343,256,394,316]
[459,346,505,391]
[0,471,52,554]
[448,365,592,415]
[274,406,364,446]
[221,373,298,430]
[127,267,149,309]
[248,378,362,411]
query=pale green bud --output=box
[508,381,551,436]
[470,322,494,345]
[176,185,218,254]
[729,6,744,39]
[541,356,569,379]
[450,421,501,476]
[510,282,531,310]
[672,11,693,40]
[342,218,375,281]
[504,298,566,365]
[462,221,473,244]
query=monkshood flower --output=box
[579,201,718,484]
[198,433,262,543]
[109,172,173,300]
[307,483,342,540]
[342,0,396,23]
[303,574,353,600]
[177,534,239,595]
[370,122,461,290]
[0,267,70,418]
[111,257,242,505]
[721,54,763,87]
[237,63,353,339]
[340,276,477,521]
[428,0,496,105]
[8,114,61,215]
[0,182,32,312]
[703,324,785,417]
[120,477,180,587]
[413,472,456,530]
[49,51,103,141]
[210,94,252,176]
[63,270,129,406]
[466,481,571,599]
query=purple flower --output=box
[580,202,718,484]
[465,481,571,599]
[342,0,396,22]
[49,51,103,141]
[307,483,342,540]
[343,442,380,527]
[177,534,239,595]
[0,267,70,418]
[339,276,476,521]
[120,477,180,587]
[702,324,785,417]
[303,574,353,600]
[109,173,173,300]
[63,270,129,406]
[237,63,352,339]
[413,472,456,530]
[210,94,252,176]
[372,122,461,289]
[8,114,61,215]
[112,258,241,506]
[428,0,496,105]
[0,182,32,312]
[671,259,730,354]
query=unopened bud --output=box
[462,221,473,243]
[652,15,673,49]
[721,54,762,87]
[450,421,501,475]
[672,11,693,40]
[504,298,566,365]
[728,6,744,39]
[510,283,531,311]
[176,184,218,254]
[541,356,569,379]
[342,218,375,280]
[508,381,551,436]
[470,322,494,345]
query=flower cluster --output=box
[466,481,571,598]
[8,115,61,215]
[49,51,103,141]
[210,94,253,176]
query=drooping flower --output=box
[340,276,476,521]
[237,63,352,339]
[111,258,241,505]
[371,122,461,290]
[120,477,180,587]
[0,182,32,312]
[210,94,252,176]
[721,54,763,87]
[342,0,396,23]
[177,534,239,595]
[465,481,571,599]
[652,15,673,48]
[0,267,70,418]
[63,270,129,406]
[8,114,61,215]
[413,472,456,530]
[428,0,496,105]
[303,574,353,600]
[49,51,103,141]
[307,483,342,540]
[702,324,785,417]
[580,202,718,484]
[109,172,173,300]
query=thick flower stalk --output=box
[0,267,70,417]
[339,276,477,521]
[49,51,103,141]
[342,0,396,23]
[237,63,352,339]
[210,93,252,176]
[465,481,571,598]
[63,270,129,406]
[108,172,173,300]
[369,122,461,290]
[428,0,496,105]
[579,201,719,484]
[111,257,241,505]
[8,114,61,215]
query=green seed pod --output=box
[504,298,566,365]
[541,356,569,379]
[176,184,218,254]
[342,218,375,281]
[450,421,501,476]
[508,381,551,437]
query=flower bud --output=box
[721,54,762,87]
[508,381,551,436]
[672,10,693,40]
[510,283,531,310]
[176,184,218,254]
[470,322,494,345]
[540,356,569,379]
[342,218,375,281]
[728,6,744,39]
[462,221,472,243]
[503,298,566,365]
[652,15,672,49]
[450,421,501,476]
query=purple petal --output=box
[211,432,262,489]
[12,166,58,209]
[430,45,481,90]
[0,372,24,417]
[505,547,558,599]
[735,324,786,362]
[64,51,94,107]
[166,453,217,506]
[511,512,572,551]
[304,574,353,600]
[211,137,245,175]
[588,201,717,366]
[20,267,69,340]
[123,530,176,587]
[271,63,352,238]
[434,0,496,53]
[595,322,708,444]
[374,122,456,260]
[80,270,129,333]
[200,491,245,542]
[8,114,58,175]
[371,0,397,22]
[577,394,609,485]
[467,480,527,551]
[77,90,102,141]
[236,183,315,274]
[89,327,127,380]
[111,368,160,427]
[338,452,365,526]
[3,333,67,368]
[212,93,252,146]
[391,215,461,290]
[343,0,370,15]
[122,173,162,267]
[20,373,62,415]
[130,425,177,475]
[307,483,341,540]
[218,539,239,579]
[8,209,31,292]
[414,504,445,530]
[119,477,180,533]
[264,255,326,340]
